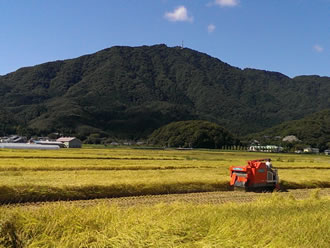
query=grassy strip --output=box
[0,156,185,160]
[280,180,330,189]
[0,166,202,171]
[1,168,328,186]
[0,165,330,173]
[1,148,329,161]
[279,168,330,183]
[0,182,231,204]
[279,167,330,170]
[0,158,224,171]
[0,148,188,160]
[0,193,329,247]
[1,166,329,172]
[1,180,330,204]
[1,149,330,173]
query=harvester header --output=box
[229,159,279,191]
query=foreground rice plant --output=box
[0,193,329,248]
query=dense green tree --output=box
[0,108,17,136]
[244,109,330,150]
[148,120,238,149]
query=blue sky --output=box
[0,0,329,77]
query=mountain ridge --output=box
[0,44,329,140]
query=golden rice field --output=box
[0,147,329,247]
[0,192,329,247]
[0,147,329,204]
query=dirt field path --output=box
[8,188,330,209]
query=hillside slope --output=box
[0,44,329,139]
[245,109,330,149]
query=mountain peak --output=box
[0,45,329,140]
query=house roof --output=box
[0,143,59,150]
[35,141,64,145]
[56,137,78,142]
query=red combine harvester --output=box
[229,159,280,191]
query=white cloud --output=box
[214,0,239,7]
[208,24,216,33]
[313,44,324,53]
[164,6,193,22]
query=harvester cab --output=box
[229,159,280,191]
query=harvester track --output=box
[5,188,330,209]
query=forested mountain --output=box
[0,44,329,140]
[244,109,330,150]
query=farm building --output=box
[324,150,330,155]
[303,147,319,154]
[56,137,82,148]
[0,143,59,150]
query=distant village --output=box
[248,135,330,155]
[248,144,328,154]
[0,135,146,150]
[0,134,329,155]
[0,135,82,149]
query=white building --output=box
[31,140,66,148]
[248,145,283,153]
[0,143,59,150]
[0,135,27,143]
[303,147,319,154]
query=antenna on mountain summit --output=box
[181,40,184,49]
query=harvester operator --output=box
[266,159,273,169]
